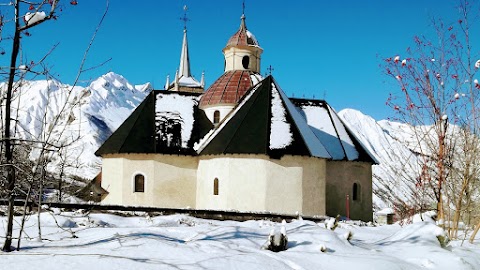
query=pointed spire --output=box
[178,5,191,78]
[239,14,247,31]
[200,71,205,88]
[165,74,170,90]
[240,0,247,31]
[178,28,191,78]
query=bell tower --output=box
[199,6,264,125]
[223,14,263,73]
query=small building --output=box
[95,11,377,221]
[376,208,395,225]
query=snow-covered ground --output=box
[1,211,479,270]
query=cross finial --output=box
[267,65,274,75]
[180,5,190,30]
[242,0,246,15]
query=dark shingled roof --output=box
[95,91,213,156]
[225,15,260,48]
[95,91,156,155]
[197,75,377,163]
[96,77,376,164]
[198,76,311,158]
[291,98,378,164]
[197,76,331,159]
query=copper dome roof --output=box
[199,70,262,107]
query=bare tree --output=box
[1,0,109,251]
[1,0,62,252]
[383,0,480,240]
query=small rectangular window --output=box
[213,178,219,195]
[353,183,360,201]
[134,174,145,192]
[213,111,220,124]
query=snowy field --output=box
[1,211,480,270]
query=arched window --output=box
[213,111,220,124]
[242,55,250,69]
[134,174,145,193]
[352,183,360,201]
[213,178,219,195]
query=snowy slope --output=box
[339,109,421,209]
[1,72,151,180]
[1,212,479,270]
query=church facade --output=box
[95,12,377,221]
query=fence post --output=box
[346,194,350,220]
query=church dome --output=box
[225,15,260,48]
[199,70,262,107]
[199,12,263,121]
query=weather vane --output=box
[180,5,190,30]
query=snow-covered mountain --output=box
[2,73,422,208]
[1,72,151,180]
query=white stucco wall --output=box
[100,153,333,217]
[203,105,235,125]
[100,154,198,208]
[267,156,327,216]
[101,157,124,205]
[196,154,326,216]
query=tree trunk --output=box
[436,127,446,227]
[36,164,45,241]
[2,0,21,252]
[469,220,480,244]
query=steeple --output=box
[179,5,191,78]
[222,9,263,73]
[164,5,204,93]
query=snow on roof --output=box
[269,83,293,149]
[294,100,375,161]
[299,105,346,159]
[246,30,260,47]
[275,82,331,158]
[177,75,202,87]
[326,105,360,160]
[155,93,197,148]
[376,208,395,215]
[250,73,263,85]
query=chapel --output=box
[95,10,377,221]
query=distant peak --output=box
[102,71,126,81]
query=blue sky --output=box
[0,0,469,120]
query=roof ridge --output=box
[324,104,348,159]
[194,78,266,153]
